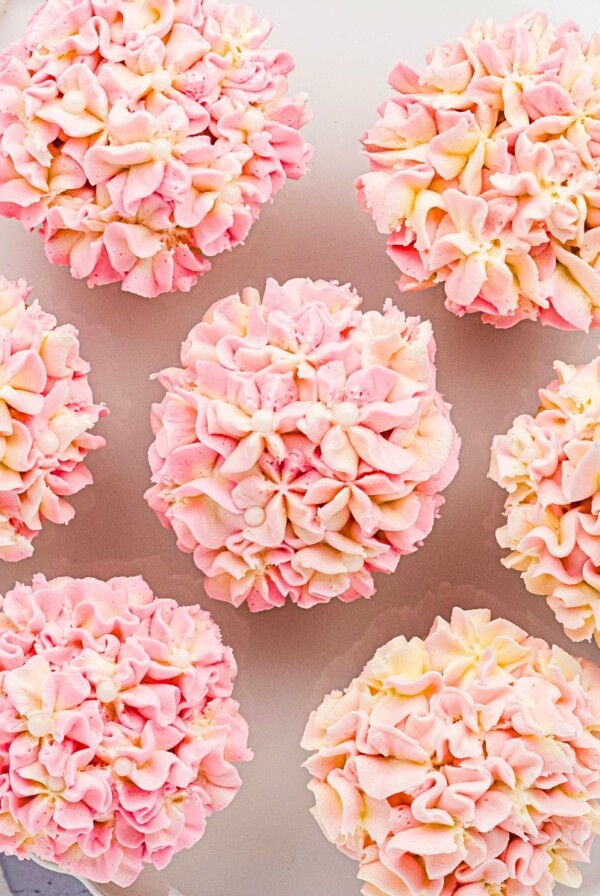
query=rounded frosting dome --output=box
[302,607,600,896]
[357,12,600,330]
[0,277,106,561]
[145,278,460,611]
[0,0,312,297]
[0,574,252,886]
[490,353,600,646]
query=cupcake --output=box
[357,12,600,330]
[0,574,252,886]
[0,277,106,561]
[146,278,460,611]
[302,607,600,896]
[0,0,312,297]
[490,354,600,646]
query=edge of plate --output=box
[32,857,103,896]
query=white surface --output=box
[1,1,600,895]
[32,858,102,896]
[0,867,10,896]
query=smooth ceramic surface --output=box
[0,864,10,896]
[1,1,600,895]
[31,859,103,896]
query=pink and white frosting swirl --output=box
[0,0,312,298]
[145,278,460,611]
[0,277,106,561]
[490,354,600,646]
[302,607,600,896]
[0,574,251,886]
[357,12,600,330]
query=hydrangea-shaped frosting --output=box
[302,607,600,896]
[0,0,312,298]
[145,278,460,612]
[357,12,600,330]
[0,574,251,886]
[0,277,106,562]
[490,354,600,646]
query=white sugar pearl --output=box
[171,650,191,669]
[37,431,60,455]
[251,409,275,434]
[151,138,172,161]
[221,183,243,206]
[27,711,52,739]
[47,776,66,794]
[244,506,266,528]
[114,758,134,778]
[243,108,264,132]
[62,90,87,115]
[333,402,360,428]
[96,680,119,704]
[151,70,172,92]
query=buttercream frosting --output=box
[302,607,600,896]
[0,574,251,885]
[0,277,106,561]
[0,0,312,297]
[145,278,460,611]
[490,354,600,646]
[357,12,600,330]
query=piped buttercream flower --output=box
[145,278,460,611]
[0,277,106,562]
[0,0,312,298]
[0,574,251,886]
[490,353,600,646]
[302,607,600,896]
[357,12,600,330]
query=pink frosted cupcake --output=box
[490,354,600,646]
[358,12,600,330]
[0,277,106,561]
[302,607,600,896]
[145,278,460,611]
[0,574,252,886]
[0,0,312,297]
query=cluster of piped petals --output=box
[357,12,600,330]
[0,277,106,562]
[490,354,600,646]
[0,0,312,298]
[302,607,600,896]
[0,575,251,886]
[145,278,460,612]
